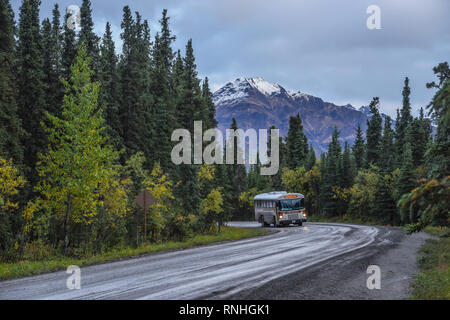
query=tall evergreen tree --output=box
[425,62,450,180]
[151,11,176,169]
[341,142,353,188]
[0,0,24,165]
[172,39,206,216]
[41,8,63,117]
[374,176,398,225]
[285,113,308,169]
[118,7,152,163]
[226,118,247,219]
[395,77,413,164]
[202,77,218,129]
[98,22,122,151]
[16,0,46,184]
[352,123,365,171]
[366,97,383,167]
[320,127,342,216]
[380,116,395,173]
[305,144,316,172]
[61,11,76,80]
[398,143,416,224]
[79,0,99,74]
[408,116,427,168]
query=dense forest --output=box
[0,0,448,263]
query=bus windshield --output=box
[279,198,304,211]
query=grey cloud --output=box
[11,0,449,117]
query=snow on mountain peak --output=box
[213,77,284,106]
[246,77,282,96]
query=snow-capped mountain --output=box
[213,77,387,154]
[213,77,312,107]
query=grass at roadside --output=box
[411,226,450,300]
[0,226,269,281]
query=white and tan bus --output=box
[254,191,307,227]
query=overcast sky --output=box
[11,0,450,117]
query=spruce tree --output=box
[425,62,450,180]
[321,127,342,216]
[150,11,176,169]
[380,116,395,173]
[407,116,427,168]
[341,142,353,188]
[352,123,365,171]
[395,77,413,164]
[172,40,206,216]
[227,119,247,219]
[366,97,383,167]
[41,8,63,117]
[305,144,316,172]
[98,22,122,151]
[0,0,24,165]
[16,0,46,184]
[79,0,99,74]
[61,11,77,80]
[286,113,308,169]
[118,7,152,162]
[267,125,284,190]
[398,143,416,224]
[374,176,398,225]
[202,77,218,129]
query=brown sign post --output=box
[135,189,156,243]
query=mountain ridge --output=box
[213,77,386,153]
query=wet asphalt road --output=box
[0,222,428,300]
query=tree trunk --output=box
[63,194,72,256]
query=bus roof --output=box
[254,192,304,200]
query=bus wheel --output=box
[297,222,303,227]
[259,216,265,228]
[272,217,277,228]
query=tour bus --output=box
[254,191,307,227]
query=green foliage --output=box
[24,45,126,255]
[0,0,24,165]
[366,97,383,167]
[395,77,413,166]
[286,114,308,169]
[0,158,26,260]
[200,188,224,233]
[16,0,47,184]
[380,116,395,173]
[400,177,450,234]
[352,123,365,170]
[348,166,381,218]
[412,227,450,300]
[98,22,123,151]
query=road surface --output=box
[0,222,428,300]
